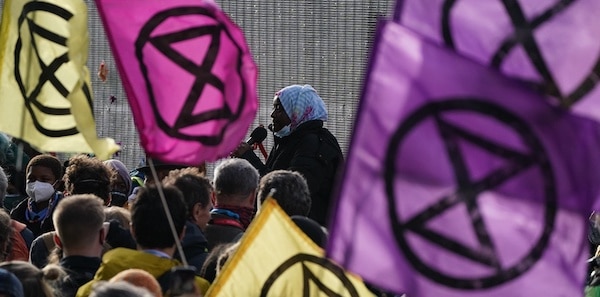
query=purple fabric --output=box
[103,159,132,195]
[395,0,600,121]
[95,0,258,165]
[326,21,600,296]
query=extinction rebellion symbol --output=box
[384,99,557,289]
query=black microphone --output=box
[246,126,268,145]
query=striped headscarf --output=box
[276,84,328,131]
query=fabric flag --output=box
[207,198,375,297]
[395,0,600,121]
[0,0,119,160]
[326,20,600,296]
[95,0,258,166]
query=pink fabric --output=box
[96,0,257,165]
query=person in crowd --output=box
[199,242,238,283]
[256,170,327,247]
[233,84,344,226]
[89,281,154,297]
[10,154,63,237]
[0,209,12,261]
[0,260,64,297]
[109,269,162,297]
[76,185,210,297]
[256,170,311,217]
[0,167,34,262]
[52,194,107,297]
[204,159,259,251]
[163,167,212,274]
[30,156,135,268]
[103,207,131,231]
[63,155,113,206]
[103,160,132,207]
[0,267,24,297]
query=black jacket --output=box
[243,120,343,225]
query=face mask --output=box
[26,181,55,203]
[274,124,291,138]
[110,191,128,207]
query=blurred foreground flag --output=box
[0,0,119,160]
[326,21,600,296]
[207,198,374,297]
[395,0,600,121]
[95,0,258,165]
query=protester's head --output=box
[90,281,154,297]
[200,242,239,283]
[64,155,113,205]
[291,216,327,248]
[130,185,187,250]
[163,167,213,230]
[0,261,63,297]
[213,159,258,207]
[257,170,311,217]
[110,269,162,297]
[103,160,132,207]
[0,167,7,207]
[271,84,328,136]
[25,155,62,204]
[0,210,11,261]
[0,268,24,297]
[52,194,106,256]
[104,206,131,229]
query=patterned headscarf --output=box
[276,84,328,131]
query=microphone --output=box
[246,126,268,145]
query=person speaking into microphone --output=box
[232,84,343,226]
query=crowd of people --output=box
[0,85,371,297]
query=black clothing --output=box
[10,193,63,237]
[176,220,209,274]
[204,213,244,251]
[57,255,101,297]
[242,120,343,225]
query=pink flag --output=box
[95,0,258,165]
[395,0,600,122]
[326,20,600,296]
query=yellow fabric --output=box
[76,248,210,297]
[0,0,119,159]
[206,198,375,297]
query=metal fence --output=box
[2,0,393,174]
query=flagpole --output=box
[147,157,189,267]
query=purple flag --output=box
[395,0,600,121]
[326,21,600,296]
[95,0,257,165]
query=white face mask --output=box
[26,181,55,203]
[274,124,292,138]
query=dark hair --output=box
[26,154,63,182]
[130,185,187,249]
[163,167,212,219]
[0,210,11,261]
[257,170,311,217]
[63,155,114,203]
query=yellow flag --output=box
[0,0,119,159]
[207,198,375,297]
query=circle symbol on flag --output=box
[14,2,88,137]
[441,0,600,106]
[260,254,359,296]
[136,7,250,145]
[384,99,557,289]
